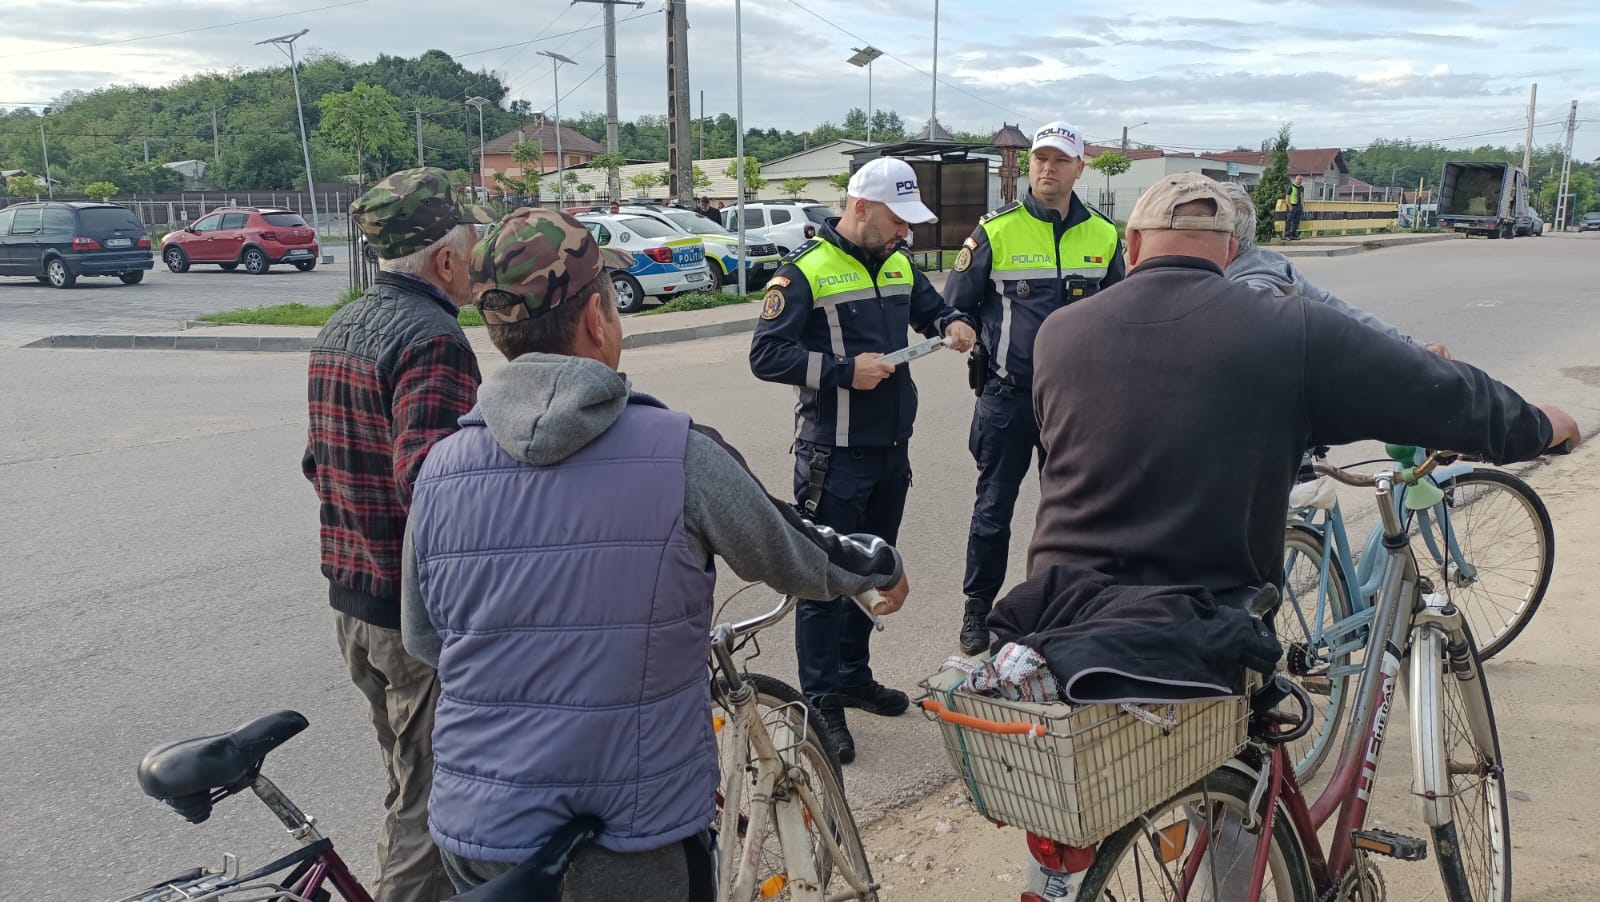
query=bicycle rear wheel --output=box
[1279,524,1355,782]
[1410,469,1552,660]
[1410,627,1511,902]
[713,673,875,901]
[1075,767,1315,901]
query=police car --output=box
[575,213,712,313]
[618,205,782,287]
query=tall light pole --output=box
[538,49,577,207]
[573,0,643,203]
[39,115,54,198]
[734,0,747,295]
[847,46,883,144]
[930,0,940,139]
[1120,121,1148,153]
[466,96,488,201]
[256,28,324,259]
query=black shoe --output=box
[815,703,855,764]
[834,681,909,717]
[960,597,992,656]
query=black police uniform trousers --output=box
[791,438,911,705]
[962,380,1045,606]
[1286,203,1304,239]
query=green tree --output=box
[1252,124,1293,243]
[692,165,711,192]
[590,151,626,200]
[724,156,766,197]
[6,174,42,199]
[122,162,183,194]
[826,172,851,199]
[657,169,671,190]
[629,171,660,198]
[447,168,469,188]
[782,177,809,198]
[83,181,118,201]
[316,82,409,187]
[1087,151,1131,211]
[576,181,595,200]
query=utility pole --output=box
[212,109,220,162]
[413,110,425,166]
[40,117,54,198]
[144,137,151,163]
[1554,100,1578,231]
[699,89,705,162]
[665,0,693,205]
[1521,83,1537,176]
[734,0,747,295]
[467,97,488,201]
[930,0,939,139]
[573,0,643,202]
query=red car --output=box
[160,207,320,274]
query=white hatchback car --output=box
[721,201,836,254]
[576,213,712,313]
[619,205,783,287]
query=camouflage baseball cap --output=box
[349,167,496,260]
[470,208,635,324]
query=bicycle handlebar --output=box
[717,589,890,646]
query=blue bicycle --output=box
[1278,444,1554,779]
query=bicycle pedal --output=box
[1352,829,1427,862]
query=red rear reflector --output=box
[1025,832,1094,872]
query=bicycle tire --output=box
[1279,524,1355,782]
[713,673,875,901]
[1410,628,1510,902]
[1074,767,1315,901]
[1411,469,1552,661]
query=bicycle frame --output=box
[710,593,880,902]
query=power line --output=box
[451,10,658,60]
[0,0,370,60]
[780,0,1029,123]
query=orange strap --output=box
[920,699,1046,737]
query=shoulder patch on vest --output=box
[760,289,785,320]
[782,240,822,264]
[765,275,791,289]
[980,200,1022,224]
[953,246,973,272]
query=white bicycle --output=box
[710,590,887,902]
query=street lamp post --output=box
[538,50,577,207]
[847,46,883,144]
[466,96,488,202]
[40,116,54,198]
[734,0,747,296]
[1120,121,1148,152]
[256,28,327,262]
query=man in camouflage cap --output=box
[400,207,910,896]
[303,166,490,902]
[351,166,496,261]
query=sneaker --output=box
[960,597,991,656]
[816,703,855,764]
[834,681,909,717]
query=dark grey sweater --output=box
[1028,255,1552,593]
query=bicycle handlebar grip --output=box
[919,699,1046,737]
[854,588,892,616]
[1550,439,1574,455]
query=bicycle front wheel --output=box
[1410,627,1511,902]
[1075,767,1315,901]
[1280,523,1355,782]
[714,673,874,901]
[1411,468,1552,660]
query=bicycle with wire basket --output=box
[1278,443,1554,780]
[710,587,889,902]
[920,452,1515,902]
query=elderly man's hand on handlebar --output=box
[1538,404,1581,452]
[873,572,910,615]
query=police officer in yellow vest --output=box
[750,157,976,763]
[944,121,1126,655]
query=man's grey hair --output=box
[1216,182,1257,248]
[378,223,477,274]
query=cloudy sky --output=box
[4,0,1597,161]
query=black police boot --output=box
[815,701,855,765]
[960,596,992,656]
[835,681,909,717]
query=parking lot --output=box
[0,248,356,348]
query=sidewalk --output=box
[1277,231,1457,257]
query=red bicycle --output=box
[923,458,1510,901]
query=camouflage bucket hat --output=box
[349,166,496,260]
[470,208,635,324]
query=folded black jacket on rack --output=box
[987,564,1283,705]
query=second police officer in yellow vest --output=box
[749,157,976,763]
[944,122,1127,655]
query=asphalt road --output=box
[2,235,1596,900]
[0,251,356,349]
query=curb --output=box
[23,334,318,351]
[1278,233,1456,258]
[622,316,756,350]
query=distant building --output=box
[163,160,209,190]
[1081,146,1265,222]
[481,115,605,192]
[1205,148,1351,201]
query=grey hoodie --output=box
[1225,244,1416,346]
[402,353,904,666]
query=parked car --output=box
[1526,209,1544,236]
[618,204,782,286]
[0,201,153,288]
[1580,212,1600,233]
[575,212,711,313]
[160,207,320,274]
[721,200,835,254]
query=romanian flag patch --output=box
[884,271,903,279]
[1084,256,1104,264]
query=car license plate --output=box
[286,249,311,256]
[685,271,705,282]
[106,238,131,248]
[762,261,778,270]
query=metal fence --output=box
[0,190,355,239]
